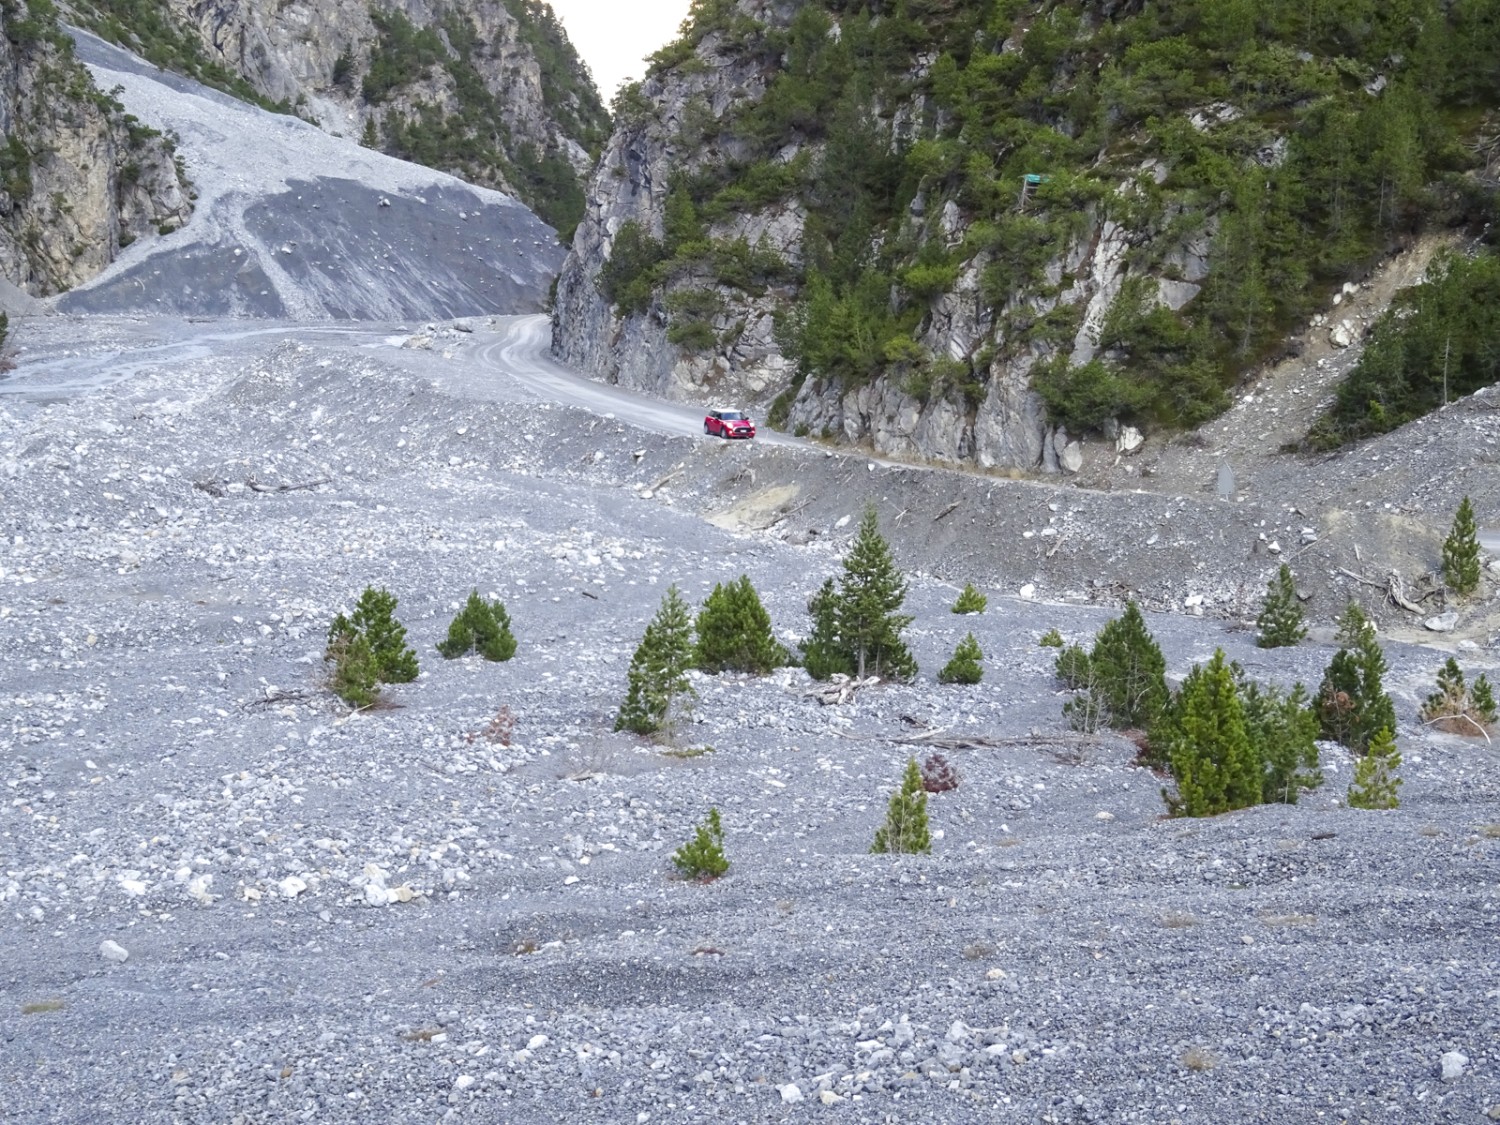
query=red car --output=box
[704,409,756,439]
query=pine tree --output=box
[870,758,932,854]
[1317,602,1396,752]
[327,586,418,684]
[1471,674,1498,726]
[1054,643,1091,688]
[326,630,380,709]
[1442,496,1482,596]
[437,590,517,661]
[951,583,988,614]
[615,585,696,736]
[694,575,788,674]
[836,507,917,681]
[1090,601,1168,729]
[672,807,729,880]
[800,577,853,681]
[938,633,984,684]
[1347,726,1402,810]
[1256,564,1307,648]
[1420,657,1468,722]
[1162,650,1262,817]
[1238,676,1322,804]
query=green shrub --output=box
[1238,677,1322,804]
[672,807,729,880]
[1159,651,1262,817]
[870,758,932,855]
[1347,727,1402,810]
[1317,603,1396,753]
[801,507,916,681]
[1421,658,1498,735]
[325,630,380,709]
[799,577,854,681]
[951,583,987,614]
[615,585,695,736]
[938,633,984,685]
[1039,628,1064,648]
[436,590,516,661]
[1090,601,1168,729]
[327,586,418,686]
[694,575,788,674]
[1255,564,1307,648]
[1442,496,1482,596]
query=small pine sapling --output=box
[1255,564,1307,648]
[836,506,917,681]
[672,808,729,880]
[1039,628,1064,648]
[615,585,696,736]
[437,590,518,661]
[938,633,984,684]
[331,586,419,683]
[1317,602,1396,752]
[1442,496,1482,596]
[871,758,932,854]
[1160,650,1261,818]
[325,630,380,708]
[694,574,788,674]
[1422,658,1497,736]
[951,583,988,614]
[1089,601,1168,729]
[919,752,960,793]
[1054,643,1091,687]
[1347,727,1403,810]
[1238,676,1322,804]
[800,577,853,681]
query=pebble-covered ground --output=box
[1,321,1498,1123]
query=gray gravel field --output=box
[1,318,1497,1124]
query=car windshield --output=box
[719,412,745,420]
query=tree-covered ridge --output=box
[627,0,1500,438]
[364,3,607,240]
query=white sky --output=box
[546,0,693,101]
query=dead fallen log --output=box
[246,477,330,494]
[805,674,881,705]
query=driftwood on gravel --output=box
[195,477,330,496]
[1335,567,1435,614]
[805,674,882,705]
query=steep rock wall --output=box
[0,2,190,297]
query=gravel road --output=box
[1,316,1497,1123]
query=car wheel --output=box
[703,422,710,435]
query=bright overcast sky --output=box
[547,0,694,100]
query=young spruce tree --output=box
[800,577,854,680]
[951,583,988,614]
[694,575,788,674]
[1256,564,1307,648]
[437,590,517,661]
[327,586,419,684]
[1347,727,1403,810]
[672,808,729,880]
[870,758,932,854]
[1237,675,1322,804]
[938,633,984,684]
[1089,600,1168,729]
[1442,496,1482,596]
[1317,602,1396,752]
[836,506,917,681]
[615,585,695,736]
[1161,651,1263,817]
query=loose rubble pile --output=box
[1,320,1498,1123]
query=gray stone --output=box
[1425,612,1459,633]
[99,940,129,963]
[1440,1050,1468,1081]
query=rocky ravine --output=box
[1,316,1498,1123]
[0,3,190,303]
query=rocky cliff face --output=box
[552,0,1498,469]
[68,0,608,235]
[0,1,190,298]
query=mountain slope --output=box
[54,30,561,320]
[66,0,609,238]
[0,0,190,300]
[553,0,1500,469]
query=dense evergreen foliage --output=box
[694,575,788,674]
[871,758,932,855]
[627,0,1500,434]
[328,586,419,685]
[437,590,517,661]
[1347,727,1403,810]
[1317,602,1397,752]
[672,807,729,880]
[938,633,984,685]
[1421,657,1498,735]
[615,585,696,736]
[1062,601,1168,734]
[800,508,917,682]
[1256,564,1307,649]
[951,583,987,614]
[1442,496,1483,596]
[1312,253,1500,447]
